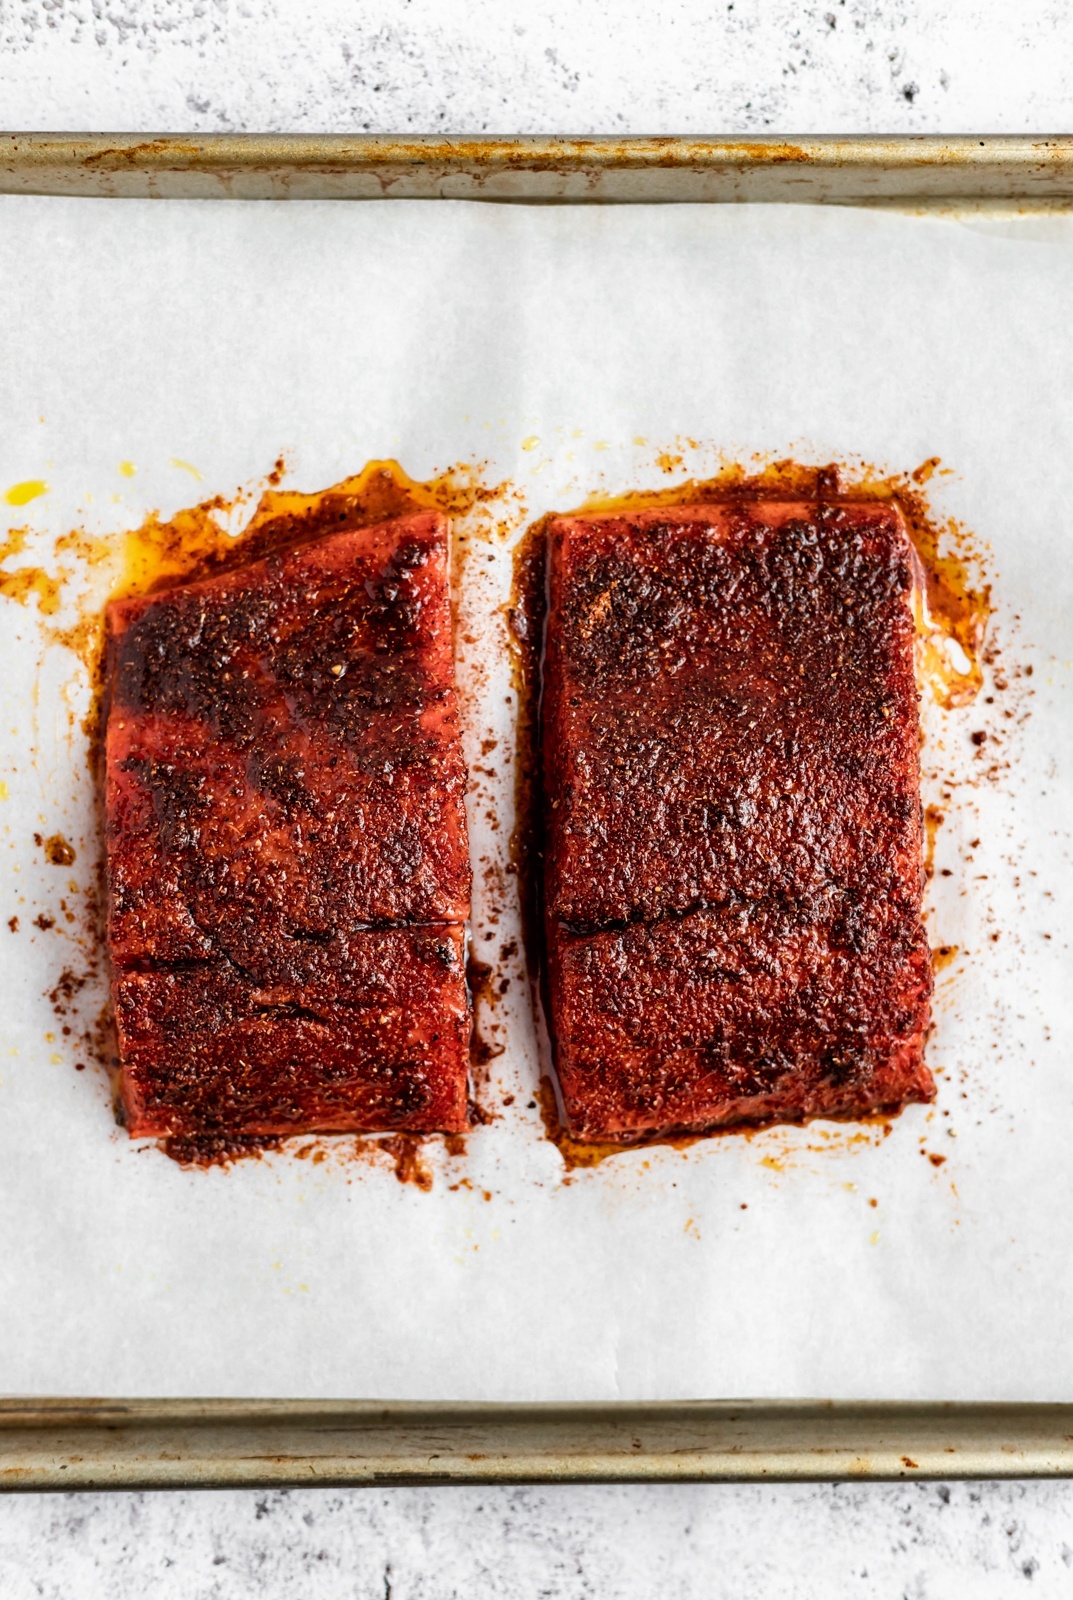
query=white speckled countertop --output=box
[3,2,1073,1594]
[2,0,1072,136]
[1,1480,1072,1596]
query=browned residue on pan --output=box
[535,1076,708,1171]
[537,1073,900,1174]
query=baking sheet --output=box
[0,196,1070,1402]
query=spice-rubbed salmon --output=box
[104,509,472,1140]
[541,501,934,1140]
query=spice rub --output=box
[541,500,934,1140]
[105,508,472,1139]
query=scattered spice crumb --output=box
[163,1131,282,1168]
[381,1135,433,1191]
[43,833,76,866]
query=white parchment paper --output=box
[0,198,1070,1401]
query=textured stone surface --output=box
[1,1480,1073,1597]
[1,0,1071,136]
[4,0,1073,1591]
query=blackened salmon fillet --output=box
[105,508,472,1139]
[541,500,934,1140]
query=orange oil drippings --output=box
[0,526,67,616]
[113,457,496,599]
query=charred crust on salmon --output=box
[104,509,472,1143]
[540,500,934,1141]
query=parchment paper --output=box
[0,197,1070,1401]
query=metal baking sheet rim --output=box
[1,129,1070,1488]
[3,132,1073,204]
[3,1401,1073,1490]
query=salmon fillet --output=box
[541,500,934,1140]
[105,508,472,1139]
